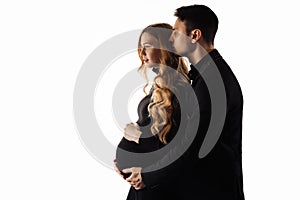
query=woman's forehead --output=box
[140,32,159,45]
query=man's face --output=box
[169,18,192,57]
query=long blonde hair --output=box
[137,23,190,144]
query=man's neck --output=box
[188,43,214,65]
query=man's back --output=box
[179,49,245,200]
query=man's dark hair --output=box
[174,5,219,45]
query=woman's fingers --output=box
[124,132,140,144]
[134,181,145,190]
[123,123,142,143]
[121,167,132,174]
[113,161,124,179]
[122,167,145,190]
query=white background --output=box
[1,0,300,199]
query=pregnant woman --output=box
[115,23,190,200]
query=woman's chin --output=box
[143,63,160,73]
[145,63,159,68]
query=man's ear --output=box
[190,29,202,43]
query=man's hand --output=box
[124,123,142,144]
[122,167,145,190]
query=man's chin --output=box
[172,48,185,57]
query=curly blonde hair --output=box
[137,23,190,144]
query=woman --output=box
[115,23,190,200]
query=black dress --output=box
[115,88,181,200]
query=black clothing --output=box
[116,88,181,200]
[141,49,245,200]
[116,49,245,200]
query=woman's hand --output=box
[113,160,124,179]
[124,123,142,144]
[122,167,145,190]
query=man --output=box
[119,5,245,200]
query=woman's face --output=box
[139,32,161,68]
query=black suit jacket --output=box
[142,49,245,200]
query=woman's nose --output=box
[140,47,146,56]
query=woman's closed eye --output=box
[142,43,153,48]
